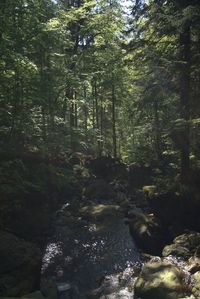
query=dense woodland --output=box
[1,0,200,176]
[1,0,200,298]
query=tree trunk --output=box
[93,78,101,155]
[83,85,88,142]
[111,79,117,158]
[153,99,162,162]
[179,21,191,183]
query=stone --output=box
[22,291,46,299]
[84,179,116,201]
[187,257,200,274]
[0,231,41,297]
[80,204,121,222]
[134,260,188,299]
[127,207,165,254]
[40,279,58,299]
[162,232,200,259]
[162,244,191,259]
[99,288,133,298]
[192,271,200,299]
[86,156,127,182]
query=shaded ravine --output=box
[41,200,140,298]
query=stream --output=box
[41,199,140,299]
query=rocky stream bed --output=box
[1,157,200,299]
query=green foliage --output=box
[1,0,200,186]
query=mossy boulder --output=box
[191,271,200,298]
[128,207,166,254]
[162,244,191,259]
[0,231,41,297]
[84,179,116,201]
[162,232,200,259]
[80,204,121,222]
[134,260,188,299]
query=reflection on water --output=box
[41,203,139,298]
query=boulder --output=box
[0,231,41,297]
[134,260,188,299]
[162,232,200,259]
[128,163,152,189]
[80,204,121,222]
[192,271,200,298]
[22,291,46,299]
[147,192,185,229]
[162,244,190,259]
[127,207,166,254]
[87,271,134,299]
[148,191,200,232]
[187,256,200,274]
[86,156,127,182]
[84,179,116,201]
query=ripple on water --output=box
[41,204,140,297]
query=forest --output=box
[1,0,200,298]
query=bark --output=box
[179,21,191,182]
[112,80,117,158]
[153,99,162,161]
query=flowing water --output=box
[41,200,140,298]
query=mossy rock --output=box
[163,232,200,259]
[192,271,200,298]
[134,260,188,299]
[0,231,41,297]
[162,244,191,259]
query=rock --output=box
[22,291,46,299]
[99,288,133,298]
[84,179,116,201]
[134,260,188,299]
[162,244,190,259]
[88,268,134,299]
[56,282,71,292]
[128,163,152,189]
[80,204,121,222]
[86,156,128,182]
[192,271,200,298]
[162,232,200,259]
[174,232,200,249]
[188,256,200,274]
[0,231,41,297]
[0,291,46,299]
[127,207,166,254]
[148,191,200,233]
[147,192,185,228]
[40,278,58,299]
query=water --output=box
[41,201,139,298]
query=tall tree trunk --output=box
[83,85,88,142]
[111,79,117,158]
[74,92,78,128]
[93,78,101,155]
[100,95,103,153]
[179,21,191,183]
[69,89,76,152]
[153,99,162,162]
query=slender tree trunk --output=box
[83,85,88,141]
[179,21,191,183]
[94,79,99,130]
[42,107,48,160]
[69,89,76,151]
[93,78,101,155]
[100,95,103,153]
[74,92,78,128]
[153,99,162,162]
[111,80,117,158]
